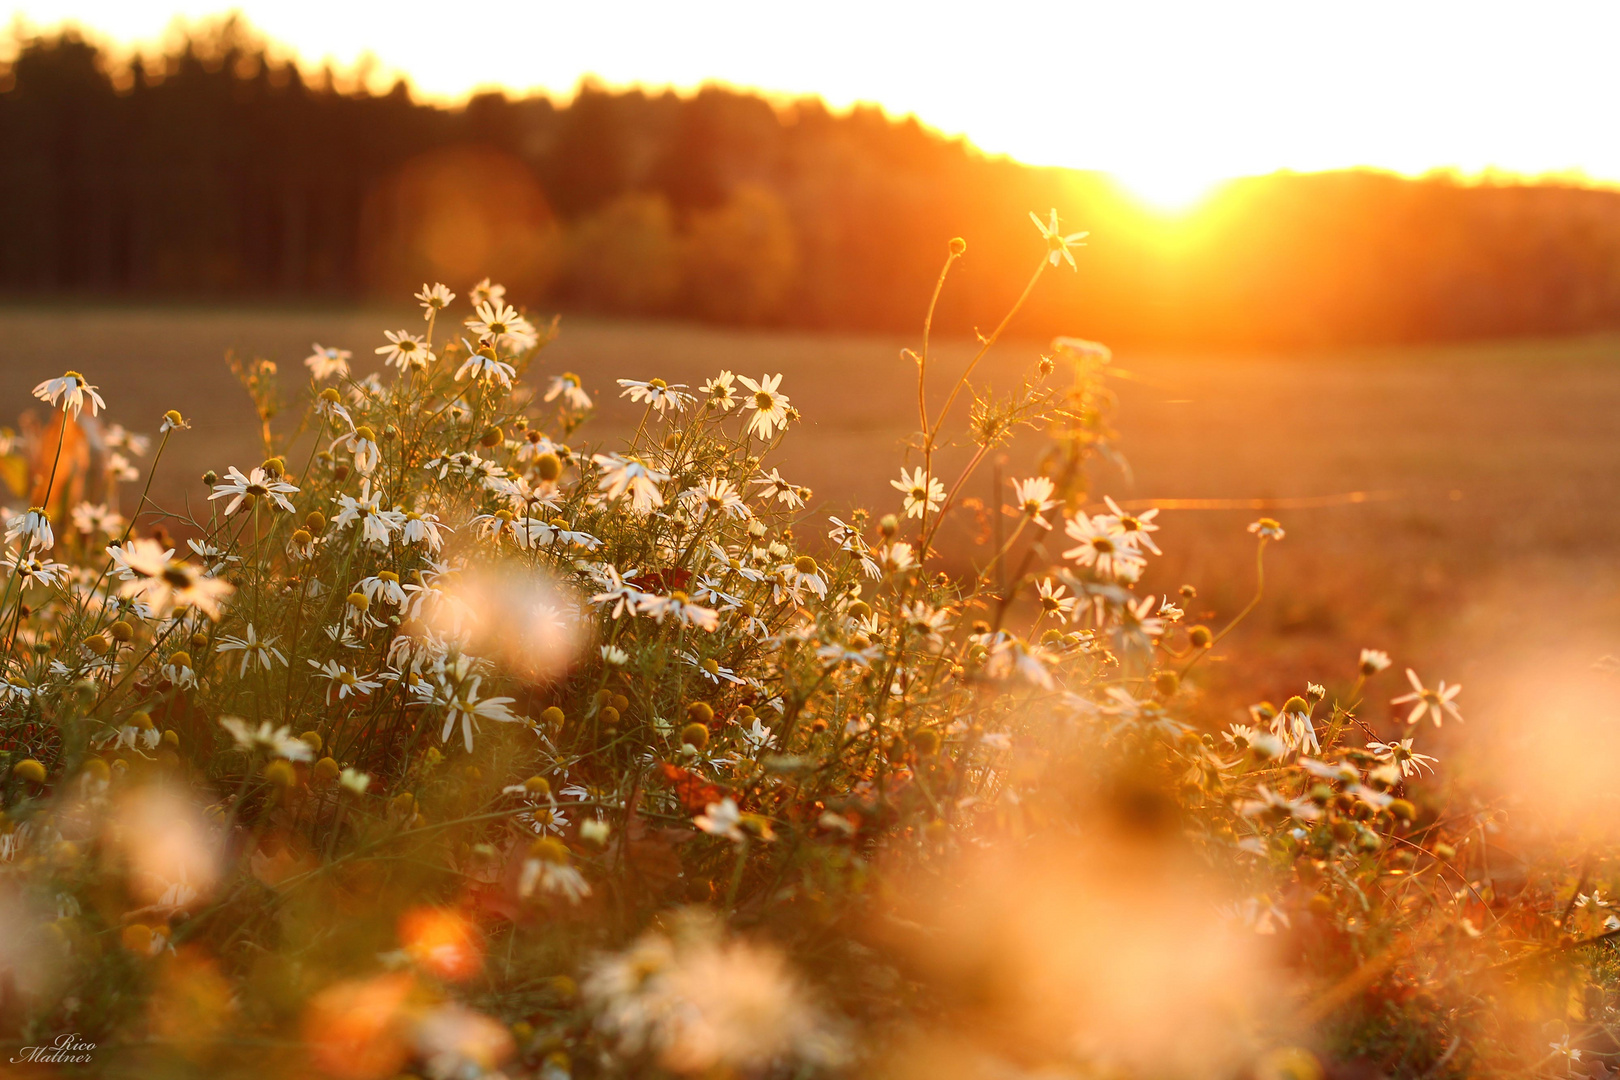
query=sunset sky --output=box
[9,0,1618,209]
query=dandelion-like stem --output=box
[1181,537,1270,678]
[917,247,961,433]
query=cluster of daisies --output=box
[0,214,1543,1080]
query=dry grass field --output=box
[4,304,1620,741]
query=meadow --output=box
[6,304,1619,725]
[5,294,1620,1077]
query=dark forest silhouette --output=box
[8,21,1620,347]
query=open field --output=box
[4,305,1620,738]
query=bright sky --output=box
[9,0,1619,209]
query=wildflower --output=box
[112,539,233,620]
[215,624,287,676]
[593,453,669,513]
[700,370,738,411]
[161,651,195,688]
[637,591,720,632]
[8,552,69,588]
[401,510,448,552]
[1359,648,1393,675]
[737,374,791,438]
[219,716,312,760]
[331,425,382,476]
[583,921,834,1073]
[983,633,1056,689]
[1367,737,1439,777]
[1062,514,1146,581]
[589,566,647,620]
[104,423,149,456]
[754,468,804,509]
[1034,577,1077,621]
[416,282,455,319]
[209,466,300,515]
[339,768,370,794]
[1101,495,1163,554]
[1029,208,1088,269]
[309,659,381,703]
[304,344,351,380]
[5,507,54,553]
[332,480,405,546]
[695,798,746,843]
[1272,697,1321,755]
[782,554,827,599]
[467,299,538,351]
[71,502,123,536]
[601,644,629,666]
[877,541,915,574]
[32,371,106,417]
[376,329,434,371]
[1010,476,1059,529]
[159,409,190,433]
[1248,517,1286,541]
[684,477,750,522]
[469,277,503,306]
[545,372,593,410]
[518,838,592,903]
[1236,785,1321,823]
[454,340,517,387]
[1392,668,1463,727]
[431,672,522,753]
[618,377,695,414]
[107,451,139,482]
[891,467,944,520]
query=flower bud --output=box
[12,758,46,785]
[681,722,710,751]
[1188,625,1213,649]
[536,452,562,482]
[686,702,714,725]
[540,706,565,728]
[263,759,297,788]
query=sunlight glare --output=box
[1108,168,1226,215]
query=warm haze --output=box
[9,0,1620,210]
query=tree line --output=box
[7,21,1620,347]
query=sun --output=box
[1109,167,1228,215]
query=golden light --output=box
[1109,166,1228,216]
[15,2,1620,189]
